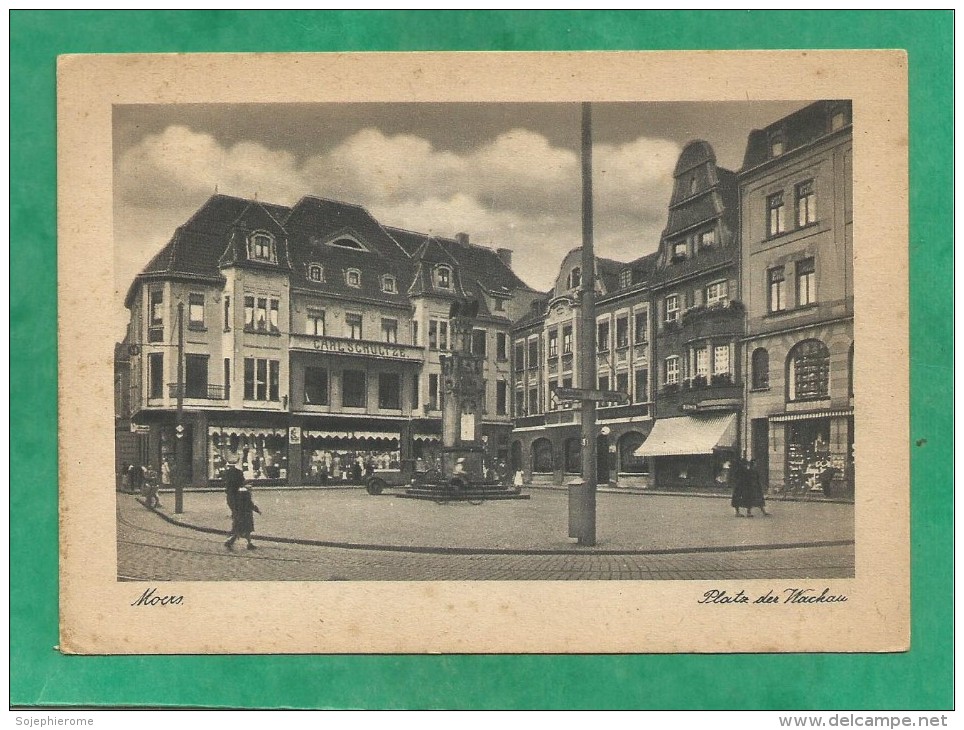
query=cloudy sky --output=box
[113,100,806,334]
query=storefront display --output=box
[302,430,401,484]
[208,427,288,481]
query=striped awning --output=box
[413,434,442,443]
[634,413,737,458]
[304,430,399,441]
[208,427,286,438]
[769,409,853,423]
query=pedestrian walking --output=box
[730,458,751,517]
[161,457,171,492]
[513,469,524,492]
[222,457,245,518]
[224,484,261,551]
[744,459,769,517]
[128,462,145,496]
[143,466,161,508]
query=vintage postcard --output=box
[58,51,908,654]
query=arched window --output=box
[618,432,648,474]
[435,266,452,289]
[751,347,770,390]
[787,339,830,401]
[532,438,554,473]
[247,231,277,263]
[345,268,362,288]
[307,263,323,282]
[564,437,581,474]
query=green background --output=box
[10,11,952,709]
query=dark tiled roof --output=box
[651,244,734,288]
[674,139,716,176]
[741,100,852,172]
[284,197,413,304]
[512,296,549,330]
[595,256,624,293]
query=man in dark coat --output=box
[730,458,751,517]
[222,459,245,518]
[224,485,261,551]
[744,459,769,517]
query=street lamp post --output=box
[570,101,598,546]
[174,302,185,514]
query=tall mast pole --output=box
[174,302,185,514]
[571,101,598,546]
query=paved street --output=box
[117,488,854,581]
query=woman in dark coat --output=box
[224,485,261,550]
[744,459,769,517]
[730,459,751,517]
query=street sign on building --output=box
[129,423,150,434]
[552,386,629,404]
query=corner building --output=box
[122,194,538,487]
[739,101,854,496]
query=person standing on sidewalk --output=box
[225,484,261,551]
[730,458,750,517]
[744,458,770,517]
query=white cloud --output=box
[115,123,678,329]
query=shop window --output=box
[429,374,440,411]
[148,288,164,342]
[796,258,816,306]
[496,380,508,415]
[345,312,363,340]
[634,369,649,403]
[752,348,770,390]
[787,339,830,401]
[381,274,397,293]
[548,329,559,358]
[527,339,539,370]
[188,293,205,329]
[378,372,401,410]
[307,264,324,282]
[618,432,649,474]
[472,329,487,356]
[247,232,277,263]
[497,332,508,360]
[346,269,362,288]
[665,295,680,323]
[768,267,786,312]
[381,318,398,344]
[148,352,163,398]
[304,367,329,406]
[596,320,610,353]
[209,430,287,482]
[305,308,325,336]
[342,370,367,408]
[532,438,554,473]
[185,354,209,398]
[796,180,817,227]
[767,192,786,237]
[615,317,629,348]
[564,437,581,474]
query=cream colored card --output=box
[58,51,908,654]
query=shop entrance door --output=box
[751,418,769,489]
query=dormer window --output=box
[247,231,277,263]
[672,241,688,261]
[618,269,632,289]
[769,132,785,158]
[689,175,697,195]
[329,236,368,251]
[699,229,716,248]
[568,266,582,290]
[307,264,324,283]
[830,105,848,132]
[346,269,362,288]
[435,266,452,289]
[381,274,397,294]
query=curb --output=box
[133,498,855,558]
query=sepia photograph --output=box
[113,98,856,583]
[57,51,907,654]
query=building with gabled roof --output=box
[121,193,538,487]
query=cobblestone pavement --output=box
[117,491,854,581]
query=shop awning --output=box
[413,434,441,443]
[208,427,286,438]
[769,408,853,423]
[303,430,399,441]
[634,413,737,458]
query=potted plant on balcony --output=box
[662,382,679,395]
[691,374,708,389]
[711,372,733,387]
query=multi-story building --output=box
[636,141,744,490]
[739,101,854,496]
[121,193,538,487]
[509,248,657,487]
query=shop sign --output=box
[288,426,302,445]
[308,336,418,360]
[130,423,150,434]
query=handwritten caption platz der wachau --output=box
[698,588,848,605]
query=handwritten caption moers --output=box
[698,588,847,605]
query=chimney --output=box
[496,247,513,268]
[455,232,470,246]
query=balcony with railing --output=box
[168,383,227,400]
